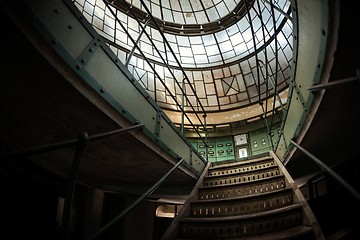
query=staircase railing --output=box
[86,157,186,240]
[270,151,325,240]
[161,161,212,240]
[289,139,360,203]
[0,123,145,240]
[76,0,209,159]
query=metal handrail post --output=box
[308,67,360,92]
[86,158,186,240]
[181,78,185,134]
[62,132,89,240]
[0,124,145,159]
[203,114,208,162]
[290,139,360,203]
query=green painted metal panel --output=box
[296,0,327,101]
[276,136,287,160]
[275,0,329,162]
[206,141,216,160]
[188,137,234,162]
[157,115,193,166]
[284,91,305,140]
[191,150,206,173]
[215,138,234,161]
[27,0,93,59]
[85,48,158,133]
[270,124,282,147]
[249,130,271,156]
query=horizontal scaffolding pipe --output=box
[308,67,359,92]
[290,139,360,203]
[86,158,186,240]
[0,123,145,159]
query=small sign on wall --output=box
[237,147,248,158]
[234,133,247,146]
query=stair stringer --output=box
[161,161,212,240]
[270,151,325,240]
[161,152,325,240]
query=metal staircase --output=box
[161,151,325,240]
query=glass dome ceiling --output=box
[74,0,293,124]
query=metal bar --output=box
[258,102,274,151]
[0,124,145,159]
[0,139,78,159]
[181,78,185,134]
[203,114,208,162]
[103,0,208,152]
[88,123,145,141]
[136,0,206,114]
[117,0,206,117]
[244,0,261,103]
[268,0,280,135]
[86,158,186,240]
[104,1,207,135]
[125,19,151,67]
[261,0,293,21]
[290,139,360,203]
[308,68,360,92]
[61,132,89,240]
[258,60,286,115]
[255,0,270,116]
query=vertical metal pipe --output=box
[258,60,286,114]
[258,102,274,151]
[181,78,185,134]
[62,132,89,240]
[86,158,185,240]
[203,114,208,162]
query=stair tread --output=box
[199,174,285,190]
[181,203,302,223]
[205,165,279,179]
[192,187,293,204]
[209,156,273,170]
[174,225,314,240]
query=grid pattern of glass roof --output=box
[127,0,241,25]
[74,0,293,113]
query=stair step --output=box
[199,175,286,200]
[182,203,302,223]
[179,204,305,239]
[191,187,294,217]
[174,225,314,240]
[209,155,273,171]
[207,158,276,177]
[204,165,281,187]
[160,151,324,240]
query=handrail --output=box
[0,123,145,240]
[289,139,360,203]
[308,67,360,92]
[86,157,186,240]
[0,123,145,159]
